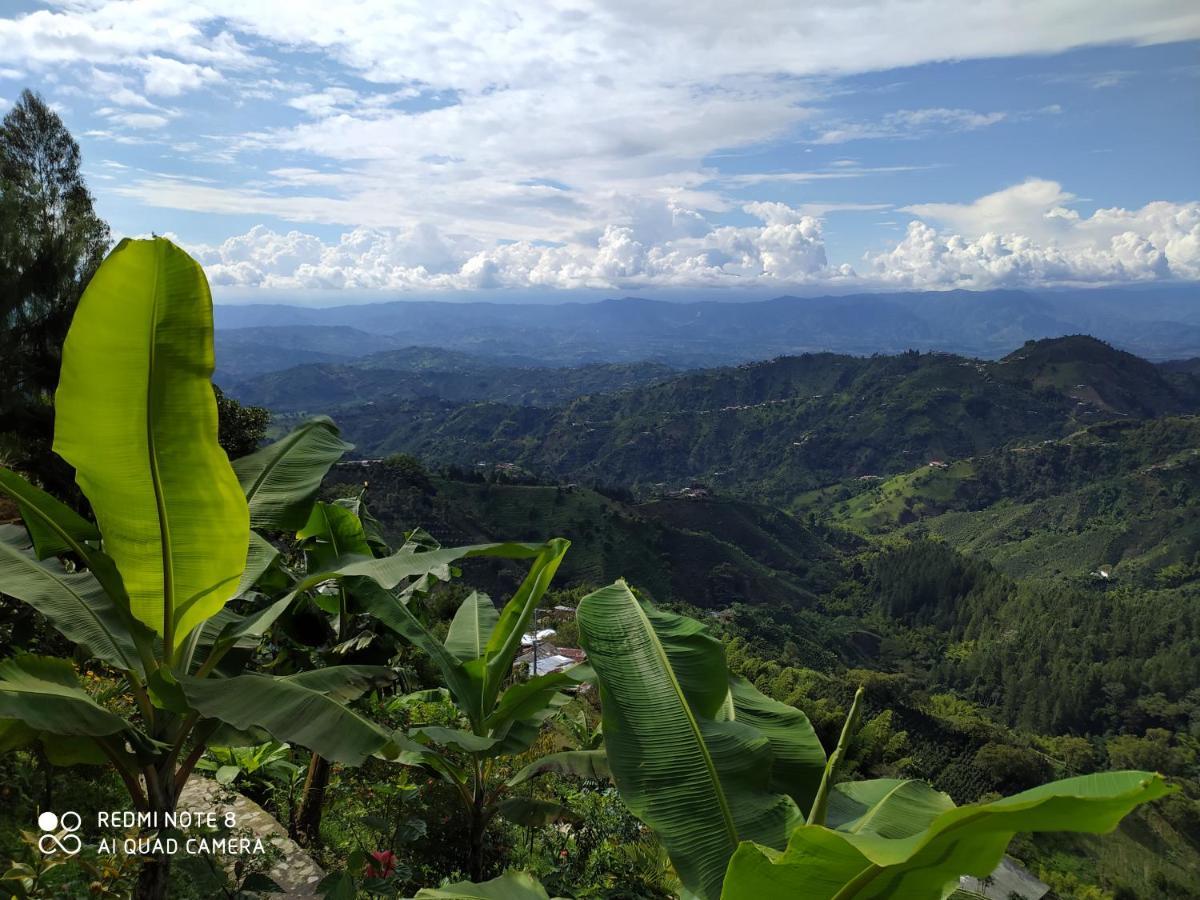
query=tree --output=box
[0,89,110,444]
[214,385,270,459]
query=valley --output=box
[271,332,1200,897]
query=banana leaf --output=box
[0,656,132,737]
[721,771,1174,899]
[233,417,352,530]
[0,525,147,674]
[507,749,610,787]
[52,237,249,653]
[444,592,499,662]
[178,668,401,766]
[577,581,804,900]
[411,871,558,899]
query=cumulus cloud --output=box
[3,3,1196,296]
[139,56,221,96]
[186,183,1199,294]
[187,201,853,291]
[869,182,1200,287]
[4,1,1198,244]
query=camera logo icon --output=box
[37,811,82,856]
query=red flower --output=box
[366,850,397,878]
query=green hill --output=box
[805,416,1200,585]
[325,461,845,614]
[225,347,674,411]
[316,337,1199,505]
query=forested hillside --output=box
[278,336,1200,506]
[288,335,1200,898]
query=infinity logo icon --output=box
[37,811,82,856]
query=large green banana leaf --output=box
[507,749,610,787]
[52,237,250,654]
[0,719,109,766]
[721,771,1173,899]
[725,675,826,814]
[0,467,99,559]
[178,667,401,766]
[0,656,132,737]
[444,592,499,661]
[232,416,352,530]
[826,779,955,839]
[0,525,147,674]
[577,581,805,900]
[0,468,139,626]
[472,538,570,717]
[298,500,373,569]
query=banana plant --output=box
[575,580,1173,900]
[284,494,428,846]
[0,239,526,899]
[373,537,603,882]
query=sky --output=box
[1,0,1198,304]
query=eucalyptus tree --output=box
[0,238,556,899]
[0,88,110,476]
[574,580,1173,900]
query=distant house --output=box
[514,644,587,677]
[928,459,949,469]
[520,628,557,649]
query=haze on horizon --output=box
[2,1,1198,305]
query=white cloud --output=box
[2,2,1196,296]
[140,56,221,96]
[103,110,171,129]
[184,182,1200,294]
[812,107,1009,144]
[187,201,852,291]
[870,182,1200,287]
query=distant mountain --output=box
[224,347,675,411]
[213,285,1200,373]
[307,335,1200,504]
[322,462,846,618]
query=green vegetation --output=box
[0,89,111,501]
[0,105,1194,899]
[316,337,1200,505]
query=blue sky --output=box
[1,1,1197,303]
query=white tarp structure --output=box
[959,857,1049,900]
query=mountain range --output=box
[257,336,1200,506]
[213,285,1200,381]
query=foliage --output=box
[378,538,587,881]
[195,740,301,795]
[575,582,1172,899]
[0,239,513,897]
[214,386,270,460]
[0,89,110,418]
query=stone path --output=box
[178,775,325,898]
